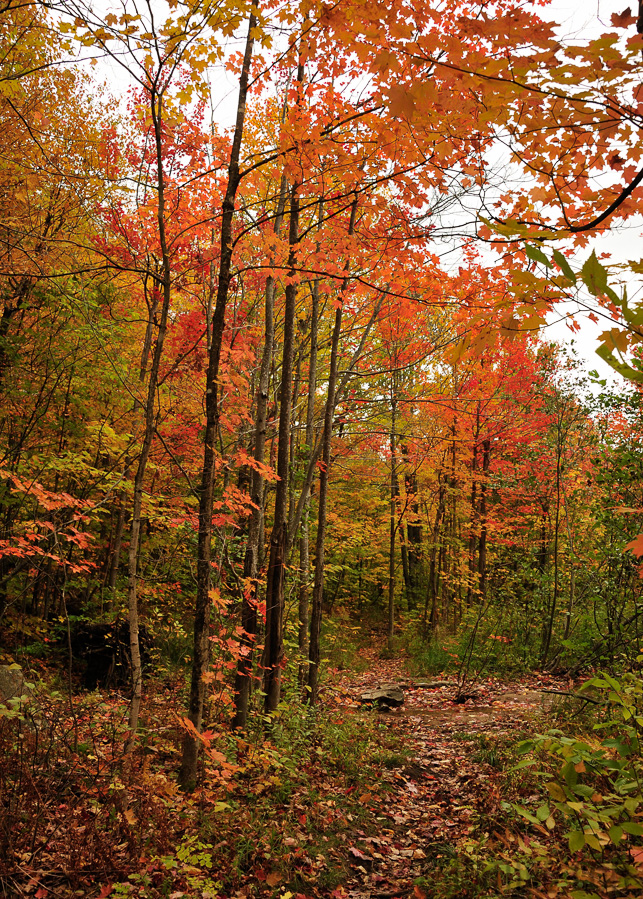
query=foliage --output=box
[3,0,643,894]
[494,672,643,897]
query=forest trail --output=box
[324,647,570,899]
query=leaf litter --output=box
[322,645,571,899]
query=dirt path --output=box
[325,650,570,899]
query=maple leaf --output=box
[625,534,643,557]
[611,7,636,26]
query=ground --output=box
[323,646,569,899]
[3,639,634,899]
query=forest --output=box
[2,0,643,896]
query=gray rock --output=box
[0,665,31,703]
[359,684,404,708]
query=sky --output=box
[534,0,641,389]
[87,0,641,394]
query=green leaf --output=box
[525,244,550,267]
[568,830,585,851]
[585,833,601,850]
[513,803,541,825]
[608,824,623,844]
[621,821,643,835]
[536,803,551,821]
[553,249,577,283]
[581,251,609,296]
[574,784,596,799]
[563,761,578,788]
[511,758,537,770]
[596,343,643,384]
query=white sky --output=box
[538,0,641,391]
[86,0,642,394]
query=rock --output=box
[359,684,404,709]
[0,664,32,703]
[414,679,454,689]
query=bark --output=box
[388,374,398,651]
[466,406,480,606]
[0,277,33,387]
[399,521,410,601]
[264,183,300,714]
[232,174,287,730]
[108,491,127,590]
[125,80,173,753]
[424,473,446,635]
[406,482,422,607]
[287,289,385,551]
[542,423,563,665]
[477,438,490,600]
[288,339,303,530]
[298,275,319,688]
[179,13,256,788]
[308,197,358,704]
[401,445,422,610]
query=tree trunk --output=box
[264,183,300,714]
[179,13,256,788]
[477,438,490,600]
[542,426,562,665]
[424,473,445,635]
[387,366,400,651]
[125,80,174,753]
[286,290,385,550]
[307,197,358,705]
[403,447,422,611]
[232,174,287,730]
[298,275,319,688]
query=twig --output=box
[541,688,603,705]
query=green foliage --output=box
[405,628,458,675]
[500,671,643,895]
[152,835,222,896]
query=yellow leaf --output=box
[546,782,567,801]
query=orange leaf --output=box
[625,534,643,557]
[611,7,636,26]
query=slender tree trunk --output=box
[399,524,410,602]
[232,174,287,729]
[179,14,256,788]
[477,438,490,600]
[298,275,319,688]
[307,197,358,704]
[388,378,398,651]
[125,81,174,753]
[425,475,445,635]
[542,428,562,665]
[563,495,576,641]
[264,183,300,714]
[286,290,385,551]
[108,491,127,590]
[403,447,422,611]
[467,405,480,606]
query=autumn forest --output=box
[3,0,643,896]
